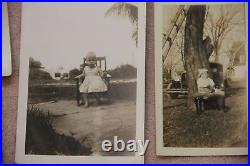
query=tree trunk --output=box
[214,41,219,62]
[184,5,211,110]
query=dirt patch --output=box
[35,99,136,156]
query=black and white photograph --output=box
[155,3,248,156]
[15,2,145,163]
[2,2,12,76]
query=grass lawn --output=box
[163,81,247,147]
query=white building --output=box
[46,66,70,80]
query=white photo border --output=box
[15,2,146,163]
[155,2,248,156]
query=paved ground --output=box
[36,99,136,156]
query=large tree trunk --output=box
[184,5,211,110]
[214,41,219,62]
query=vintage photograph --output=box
[2,2,12,76]
[155,3,248,155]
[16,2,145,163]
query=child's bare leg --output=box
[78,93,83,105]
[83,93,89,108]
[94,93,101,105]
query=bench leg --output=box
[217,96,226,112]
[194,97,203,115]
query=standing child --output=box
[75,52,107,107]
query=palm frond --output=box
[132,29,138,46]
[105,3,138,24]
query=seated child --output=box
[75,52,107,107]
[195,68,225,112]
[197,68,215,94]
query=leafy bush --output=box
[28,80,136,103]
[108,64,136,79]
[69,68,82,80]
[29,57,52,80]
[25,105,92,155]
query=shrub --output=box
[69,68,82,80]
[25,105,92,155]
[108,64,137,79]
[29,57,52,80]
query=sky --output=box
[162,3,246,73]
[21,3,137,73]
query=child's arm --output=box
[97,67,104,77]
[74,70,85,79]
[209,78,215,89]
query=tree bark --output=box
[184,5,211,110]
[214,41,219,62]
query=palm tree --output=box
[105,3,138,46]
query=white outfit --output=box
[79,66,107,93]
[197,77,215,93]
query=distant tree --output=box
[204,4,244,61]
[108,64,137,79]
[69,68,81,79]
[29,57,42,69]
[29,57,52,80]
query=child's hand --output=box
[74,74,82,79]
[103,71,107,77]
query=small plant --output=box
[25,105,92,155]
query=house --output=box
[46,67,70,80]
[227,41,246,81]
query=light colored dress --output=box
[195,77,225,98]
[79,66,107,93]
[197,77,215,93]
